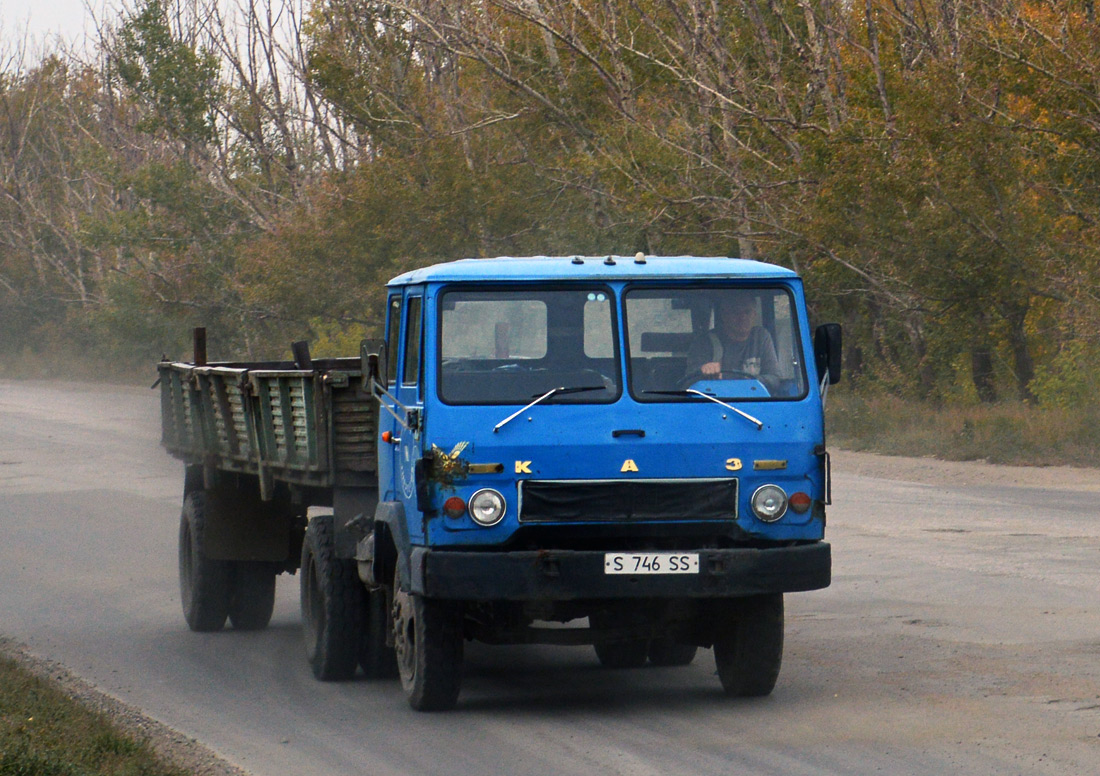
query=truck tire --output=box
[713,594,784,697]
[591,610,649,668]
[594,639,650,668]
[358,588,398,679]
[229,563,277,631]
[300,515,362,680]
[648,639,698,667]
[179,491,232,632]
[392,569,463,711]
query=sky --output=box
[0,0,116,51]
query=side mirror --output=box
[360,339,386,386]
[814,324,842,386]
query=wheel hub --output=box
[392,584,416,682]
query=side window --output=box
[385,295,402,386]
[403,296,423,385]
[769,293,796,380]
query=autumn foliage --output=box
[1,0,1098,406]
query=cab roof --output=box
[387,255,799,286]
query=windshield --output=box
[625,287,807,401]
[439,288,620,404]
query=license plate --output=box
[604,553,699,575]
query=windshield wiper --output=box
[493,385,606,433]
[643,389,763,430]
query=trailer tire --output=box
[229,563,277,631]
[300,515,362,681]
[179,491,232,632]
[358,589,398,679]
[713,594,784,697]
[392,569,463,711]
[648,639,698,667]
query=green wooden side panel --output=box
[157,359,378,489]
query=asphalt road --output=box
[1,380,1099,775]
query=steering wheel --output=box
[677,369,753,390]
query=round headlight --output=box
[468,488,506,526]
[751,484,788,522]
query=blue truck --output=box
[159,254,841,710]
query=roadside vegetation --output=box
[0,655,185,776]
[3,1,1099,458]
[827,390,1100,468]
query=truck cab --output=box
[362,255,838,709]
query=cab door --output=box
[380,290,427,543]
[378,294,402,502]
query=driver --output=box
[685,295,780,384]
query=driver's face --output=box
[718,299,756,340]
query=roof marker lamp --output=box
[751,484,788,522]
[468,489,506,526]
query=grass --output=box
[827,390,1100,468]
[0,654,186,776]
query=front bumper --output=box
[408,542,830,601]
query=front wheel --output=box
[713,594,784,697]
[179,491,231,632]
[300,515,363,680]
[392,569,464,711]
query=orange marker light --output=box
[443,497,467,519]
[789,492,812,514]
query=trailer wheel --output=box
[358,588,398,679]
[179,491,232,632]
[229,563,277,631]
[392,569,463,711]
[300,515,362,680]
[648,639,698,667]
[713,594,784,697]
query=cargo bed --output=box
[157,357,377,498]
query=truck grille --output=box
[517,478,738,523]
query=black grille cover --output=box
[518,478,738,523]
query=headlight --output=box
[468,488,506,526]
[751,484,788,522]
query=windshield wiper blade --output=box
[493,385,605,433]
[643,389,763,430]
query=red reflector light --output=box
[443,497,467,518]
[789,492,812,514]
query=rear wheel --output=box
[229,563,277,631]
[713,594,784,696]
[300,515,362,680]
[648,638,698,667]
[594,639,650,668]
[359,588,398,679]
[591,611,649,668]
[392,568,464,710]
[179,491,231,632]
